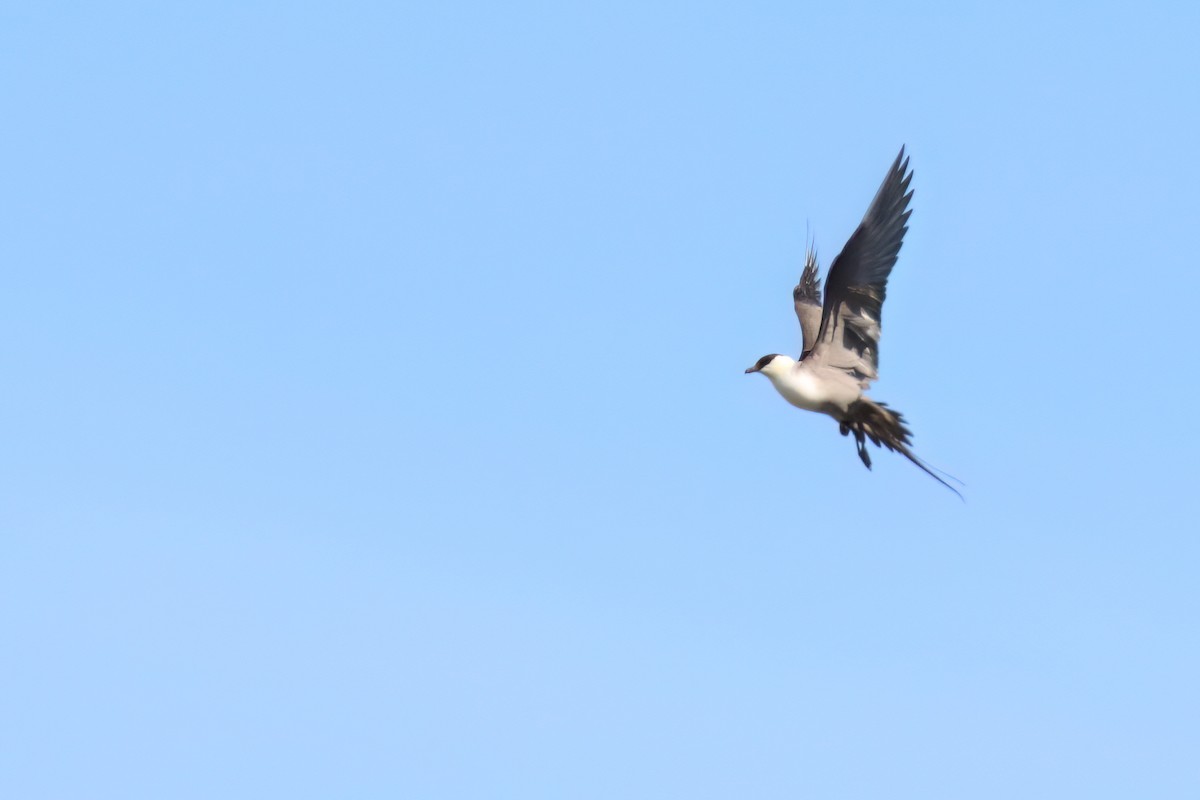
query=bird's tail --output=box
[839,399,963,499]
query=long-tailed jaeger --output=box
[745,147,960,496]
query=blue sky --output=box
[3,3,1198,798]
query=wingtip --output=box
[894,147,913,191]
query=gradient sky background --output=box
[3,3,1199,798]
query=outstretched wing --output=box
[792,243,822,359]
[806,147,913,386]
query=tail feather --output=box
[841,399,963,499]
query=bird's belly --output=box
[773,371,830,413]
[778,389,827,413]
[772,376,830,412]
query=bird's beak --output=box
[744,365,759,374]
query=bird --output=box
[745,147,960,497]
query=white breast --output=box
[767,364,859,415]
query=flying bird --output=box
[745,147,960,496]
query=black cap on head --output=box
[745,354,781,374]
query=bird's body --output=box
[746,147,959,496]
[755,355,860,415]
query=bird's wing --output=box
[792,243,822,359]
[806,147,913,386]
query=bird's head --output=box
[744,353,795,377]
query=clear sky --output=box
[3,3,1198,798]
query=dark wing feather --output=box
[807,147,913,384]
[792,243,822,358]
